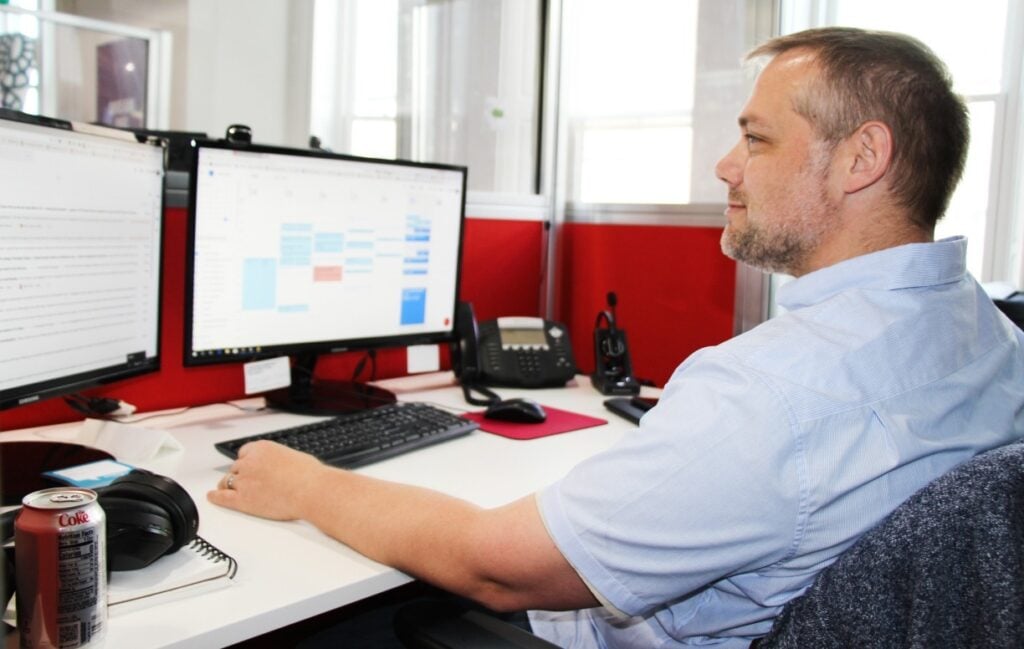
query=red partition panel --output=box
[0,212,546,431]
[458,217,546,320]
[558,222,736,387]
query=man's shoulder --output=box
[713,275,1014,382]
[703,310,840,376]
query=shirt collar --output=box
[777,236,968,311]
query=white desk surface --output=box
[2,374,656,648]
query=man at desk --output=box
[209,27,1024,647]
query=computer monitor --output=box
[0,111,165,411]
[183,140,468,414]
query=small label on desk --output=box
[407,344,440,374]
[244,356,291,394]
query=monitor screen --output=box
[183,140,468,413]
[0,113,165,411]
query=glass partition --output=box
[0,4,169,128]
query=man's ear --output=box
[841,121,893,194]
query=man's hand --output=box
[208,440,325,521]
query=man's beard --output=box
[721,157,836,275]
[721,219,815,275]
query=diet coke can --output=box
[15,487,107,649]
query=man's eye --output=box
[745,134,762,146]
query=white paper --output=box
[75,419,183,463]
[406,344,440,374]
[243,356,291,394]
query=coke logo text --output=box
[58,511,90,527]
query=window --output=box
[561,0,753,206]
[310,0,543,194]
[563,0,698,204]
[310,0,761,205]
[311,0,398,160]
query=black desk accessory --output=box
[603,396,657,425]
[590,292,641,395]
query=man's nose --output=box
[715,141,743,187]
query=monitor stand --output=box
[264,353,396,416]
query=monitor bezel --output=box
[182,138,470,369]
[0,111,166,411]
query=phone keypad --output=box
[517,351,542,377]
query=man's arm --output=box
[207,440,599,612]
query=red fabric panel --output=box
[557,222,736,387]
[458,218,546,320]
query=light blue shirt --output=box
[532,237,1024,648]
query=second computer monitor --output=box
[0,112,164,412]
[184,140,468,413]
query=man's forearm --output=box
[298,466,596,611]
[300,467,489,591]
[208,440,598,612]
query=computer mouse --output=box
[484,398,547,423]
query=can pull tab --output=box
[49,492,87,504]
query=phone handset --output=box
[452,301,502,405]
[452,301,481,383]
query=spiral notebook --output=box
[108,536,238,615]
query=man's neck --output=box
[792,216,933,278]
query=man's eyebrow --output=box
[738,115,767,129]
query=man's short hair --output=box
[749,27,969,230]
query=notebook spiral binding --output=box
[189,535,239,579]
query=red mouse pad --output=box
[463,406,607,440]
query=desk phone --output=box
[453,304,577,389]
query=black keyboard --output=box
[214,401,479,469]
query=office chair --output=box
[755,439,1024,648]
[395,441,1024,649]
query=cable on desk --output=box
[109,406,193,424]
[109,400,265,425]
[84,391,463,428]
[352,349,377,382]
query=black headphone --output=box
[2,469,199,606]
[96,469,200,570]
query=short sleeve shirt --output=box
[532,238,1024,648]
